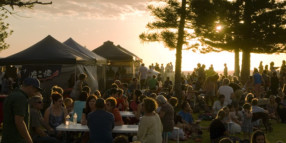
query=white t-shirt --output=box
[139,66,148,80]
[218,85,234,106]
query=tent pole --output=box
[74,64,77,84]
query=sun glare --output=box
[216,25,222,31]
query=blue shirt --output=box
[253,73,262,84]
[87,109,114,143]
[178,110,193,124]
[73,101,86,122]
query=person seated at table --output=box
[49,85,64,106]
[106,97,124,125]
[81,95,97,125]
[88,98,114,143]
[52,85,64,95]
[129,90,142,124]
[64,97,74,119]
[116,88,129,111]
[94,90,102,98]
[44,93,67,136]
[29,96,60,143]
[137,97,163,143]
[74,91,88,122]
[136,94,147,119]
[80,95,97,143]
[130,90,142,112]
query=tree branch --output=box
[0,1,52,7]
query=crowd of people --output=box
[1,60,286,143]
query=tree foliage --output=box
[190,0,286,82]
[140,0,193,102]
[0,8,12,50]
[140,0,199,50]
[0,0,52,51]
[191,0,286,52]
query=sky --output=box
[1,0,285,72]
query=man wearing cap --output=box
[2,77,42,143]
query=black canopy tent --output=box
[0,35,94,65]
[92,41,142,86]
[63,38,107,90]
[63,38,106,65]
[0,35,101,96]
[92,41,136,61]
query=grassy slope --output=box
[169,118,286,143]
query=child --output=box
[116,88,129,111]
[242,103,253,141]
[64,97,74,116]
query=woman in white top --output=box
[137,97,163,143]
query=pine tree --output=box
[191,0,286,83]
[140,0,194,103]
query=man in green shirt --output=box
[2,77,42,143]
[148,75,158,90]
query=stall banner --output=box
[21,65,62,81]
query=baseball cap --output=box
[23,77,42,91]
[156,95,167,104]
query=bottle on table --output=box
[73,113,77,125]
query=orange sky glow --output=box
[1,0,285,72]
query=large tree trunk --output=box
[234,48,240,77]
[241,49,251,84]
[174,0,186,103]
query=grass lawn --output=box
[169,118,286,143]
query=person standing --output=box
[218,78,234,106]
[87,98,114,143]
[156,95,174,143]
[259,61,263,74]
[70,73,87,100]
[253,68,264,98]
[148,75,158,91]
[139,63,148,89]
[224,63,228,77]
[270,72,279,96]
[2,77,42,143]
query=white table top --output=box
[56,123,138,134]
[120,111,135,117]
